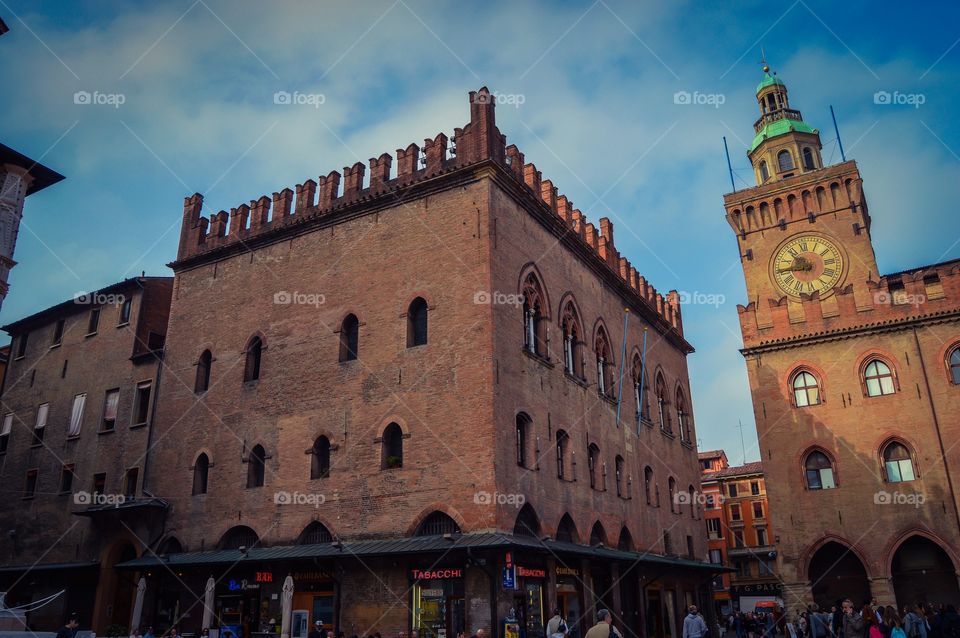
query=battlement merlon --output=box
[738,261,960,352]
[723,160,869,238]
[172,87,686,342]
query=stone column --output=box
[868,577,896,607]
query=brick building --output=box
[95,87,719,638]
[723,66,960,609]
[699,453,778,616]
[0,277,172,630]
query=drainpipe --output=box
[911,326,960,537]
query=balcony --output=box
[727,544,776,559]
[754,108,804,133]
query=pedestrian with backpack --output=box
[905,606,928,638]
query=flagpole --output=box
[636,327,648,436]
[615,308,629,427]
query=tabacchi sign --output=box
[411,568,463,580]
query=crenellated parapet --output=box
[723,161,868,237]
[738,260,960,350]
[174,87,683,337]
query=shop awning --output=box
[72,496,169,517]
[0,560,100,574]
[116,532,729,573]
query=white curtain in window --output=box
[68,394,86,437]
[35,403,49,430]
[104,390,119,421]
[1,413,12,436]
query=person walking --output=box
[842,600,865,638]
[55,614,80,638]
[585,610,622,638]
[905,605,929,638]
[683,606,708,638]
[547,609,569,638]
[863,606,882,638]
[811,606,829,638]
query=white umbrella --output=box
[280,575,294,638]
[202,576,216,629]
[130,578,147,632]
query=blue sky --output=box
[2,0,958,464]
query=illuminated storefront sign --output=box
[411,568,463,580]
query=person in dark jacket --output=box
[842,600,865,638]
[55,614,80,638]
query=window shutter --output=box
[1,414,12,436]
[35,403,49,430]
[68,394,86,437]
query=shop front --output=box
[290,569,337,637]
[554,565,582,638]
[411,566,466,638]
[214,570,279,638]
[501,555,546,638]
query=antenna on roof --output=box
[723,137,736,192]
[830,105,846,162]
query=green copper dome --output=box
[756,72,785,93]
[749,119,816,153]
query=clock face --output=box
[771,235,844,298]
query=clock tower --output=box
[722,64,960,611]
[725,64,879,330]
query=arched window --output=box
[311,436,331,479]
[298,521,333,545]
[864,359,896,396]
[587,444,601,489]
[883,442,916,482]
[618,527,634,551]
[778,150,794,172]
[219,525,259,550]
[514,503,541,537]
[595,327,614,398]
[644,466,654,505]
[555,514,578,543]
[246,444,265,488]
[339,314,359,362]
[407,297,428,347]
[560,301,584,379]
[655,373,669,432]
[675,387,689,442]
[949,347,960,385]
[158,537,183,555]
[589,521,607,547]
[244,336,263,382]
[615,456,625,497]
[633,356,649,422]
[521,272,548,357]
[804,450,836,490]
[759,160,769,182]
[381,423,403,469]
[415,511,460,536]
[803,147,815,170]
[516,413,531,468]
[668,477,677,513]
[792,370,821,406]
[195,350,212,393]
[192,453,209,495]
[556,429,571,480]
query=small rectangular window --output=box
[889,281,908,305]
[15,332,28,358]
[68,394,86,437]
[60,464,75,493]
[124,467,139,498]
[133,381,152,426]
[728,483,738,498]
[757,527,768,546]
[733,530,744,548]
[924,275,944,300]
[686,535,695,558]
[709,549,722,564]
[33,403,49,446]
[87,308,101,335]
[753,501,764,518]
[92,472,106,496]
[750,480,760,495]
[52,319,65,346]
[706,518,721,539]
[118,298,132,325]
[731,504,741,521]
[0,413,12,454]
[101,389,120,431]
[24,469,38,498]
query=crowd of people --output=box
[722,600,960,638]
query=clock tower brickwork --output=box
[724,67,960,611]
